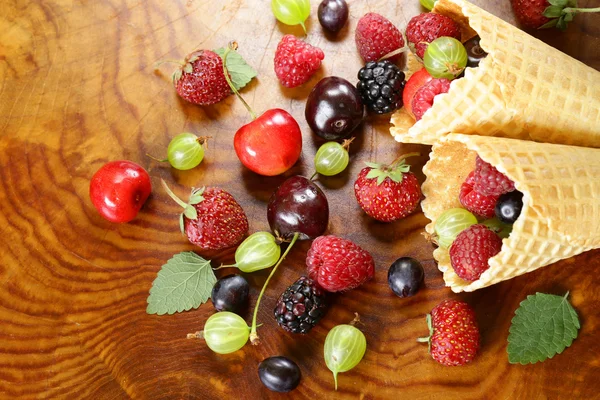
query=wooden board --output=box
[1,0,599,398]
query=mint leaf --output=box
[507,292,580,364]
[147,252,216,315]
[214,48,257,91]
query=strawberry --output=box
[306,235,375,292]
[459,171,499,219]
[405,13,461,60]
[161,180,248,251]
[162,50,231,106]
[511,0,600,30]
[472,156,515,197]
[449,224,502,281]
[274,35,324,88]
[354,153,422,222]
[355,13,405,63]
[418,300,480,366]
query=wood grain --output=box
[1,0,599,398]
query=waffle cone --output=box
[422,134,600,292]
[390,0,600,148]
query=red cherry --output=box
[234,108,302,176]
[89,160,152,223]
[402,68,433,117]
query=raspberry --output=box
[406,13,462,60]
[449,224,502,281]
[425,300,480,366]
[355,13,405,63]
[306,235,375,292]
[274,276,327,334]
[274,35,324,88]
[173,50,231,106]
[411,77,451,121]
[459,171,499,219]
[473,156,516,196]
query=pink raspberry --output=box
[306,235,375,292]
[411,77,451,121]
[274,35,324,88]
[449,224,502,281]
[473,156,516,196]
[355,13,405,63]
[459,171,499,219]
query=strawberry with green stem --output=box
[511,0,600,30]
[354,153,422,222]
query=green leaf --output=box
[563,12,574,22]
[387,169,405,183]
[507,292,580,364]
[214,48,257,91]
[539,18,559,29]
[543,5,564,17]
[147,252,217,315]
[188,187,205,205]
[183,206,197,220]
[556,15,569,30]
[548,0,568,6]
[364,162,383,169]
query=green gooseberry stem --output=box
[222,41,257,120]
[146,154,168,162]
[249,232,299,345]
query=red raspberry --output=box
[411,77,451,121]
[449,224,502,281]
[306,235,375,292]
[459,171,498,218]
[355,13,405,63]
[422,300,480,366]
[473,156,515,196]
[173,50,231,105]
[406,13,462,60]
[274,35,324,88]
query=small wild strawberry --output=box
[418,300,480,366]
[354,153,422,222]
[161,179,248,251]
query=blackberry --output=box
[356,60,405,114]
[274,276,327,334]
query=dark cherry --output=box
[267,176,329,240]
[211,274,250,314]
[318,0,349,33]
[388,257,424,298]
[305,76,364,140]
[495,190,523,224]
[464,35,488,68]
[258,356,301,393]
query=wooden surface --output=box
[1,0,600,398]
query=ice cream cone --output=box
[422,134,600,292]
[390,0,600,148]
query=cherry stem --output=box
[249,232,300,345]
[161,179,189,210]
[154,59,186,69]
[564,6,600,13]
[186,331,204,340]
[222,41,257,120]
[388,152,420,169]
[146,153,168,163]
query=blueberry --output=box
[211,275,249,314]
[258,356,301,393]
[387,257,424,298]
[495,191,524,224]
